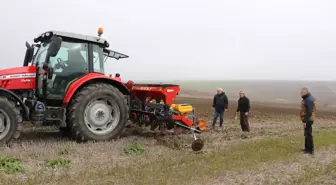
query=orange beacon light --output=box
[98,27,104,37]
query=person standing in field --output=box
[300,88,317,155]
[212,88,228,130]
[235,91,250,132]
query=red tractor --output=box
[0,28,206,150]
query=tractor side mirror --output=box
[23,41,34,66]
[47,36,62,57]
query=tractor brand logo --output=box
[36,103,45,111]
[139,87,152,91]
[0,73,36,80]
[167,89,174,92]
[21,79,31,83]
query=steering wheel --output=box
[57,58,66,65]
[55,58,66,69]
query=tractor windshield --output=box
[34,41,88,72]
[34,40,89,100]
[33,42,49,66]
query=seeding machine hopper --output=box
[0,28,206,151]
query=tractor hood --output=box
[0,66,37,79]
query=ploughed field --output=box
[0,95,335,185]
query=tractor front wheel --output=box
[0,97,22,145]
[67,83,129,142]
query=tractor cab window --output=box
[34,46,48,66]
[50,42,88,74]
[92,44,104,74]
[47,41,89,100]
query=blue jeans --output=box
[212,110,224,128]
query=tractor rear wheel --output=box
[0,97,22,145]
[67,83,129,142]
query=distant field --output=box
[136,80,336,109]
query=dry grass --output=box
[304,171,336,185]
[209,146,336,185]
[294,159,336,185]
[0,125,335,185]
[0,96,335,185]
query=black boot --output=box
[304,150,314,155]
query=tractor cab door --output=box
[46,41,89,100]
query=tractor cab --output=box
[25,28,128,103]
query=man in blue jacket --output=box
[300,88,317,155]
[212,88,228,130]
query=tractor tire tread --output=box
[67,83,129,142]
[0,97,23,145]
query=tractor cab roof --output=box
[34,30,129,60]
[34,30,110,48]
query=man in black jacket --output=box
[300,88,317,155]
[212,88,229,130]
[235,91,251,132]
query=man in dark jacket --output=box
[300,88,317,155]
[212,88,228,130]
[235,91,250,132]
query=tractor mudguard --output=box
[63,73,130,104]
[0,88,29,120]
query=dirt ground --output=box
[0,95,335,185]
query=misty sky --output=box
[1,0,335,81]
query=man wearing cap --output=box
[212,88,228,130]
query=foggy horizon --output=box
[137,79,336,82]
[1,0,335,81]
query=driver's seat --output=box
[66,49,87,72]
